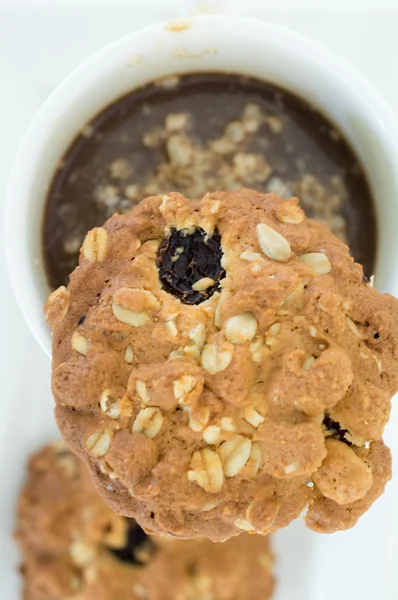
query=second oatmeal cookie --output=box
[17,442,275,600]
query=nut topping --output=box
[256,223,292,262]
[225,313,258,344]
[299,252,331,275]
[85,430,112,457]
[188,448,224,493]
[44,286,70,327]
[201,342,234,375]
[71,332,88,355]
[82,227,108,262]
[132,407,164,438]
[219,435,252,477]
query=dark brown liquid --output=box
[43,73,376,289]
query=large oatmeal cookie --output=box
[17,443,275,600]
[46,189,397,541]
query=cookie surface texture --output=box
[47,189,397,540]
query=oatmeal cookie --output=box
[46,189,397,540]
[16,442,275,600]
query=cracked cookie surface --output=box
[46,189,397,540]
[17,443,275,600]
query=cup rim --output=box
[5,14,398,359]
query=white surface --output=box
[2,0,398,9]
[1,5,398,600]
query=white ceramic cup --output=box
[5,15,398,359]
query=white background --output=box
[1,2,398,599]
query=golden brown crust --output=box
[17,443,275,600]
[47,189,398,540]
[305,440,391,532]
